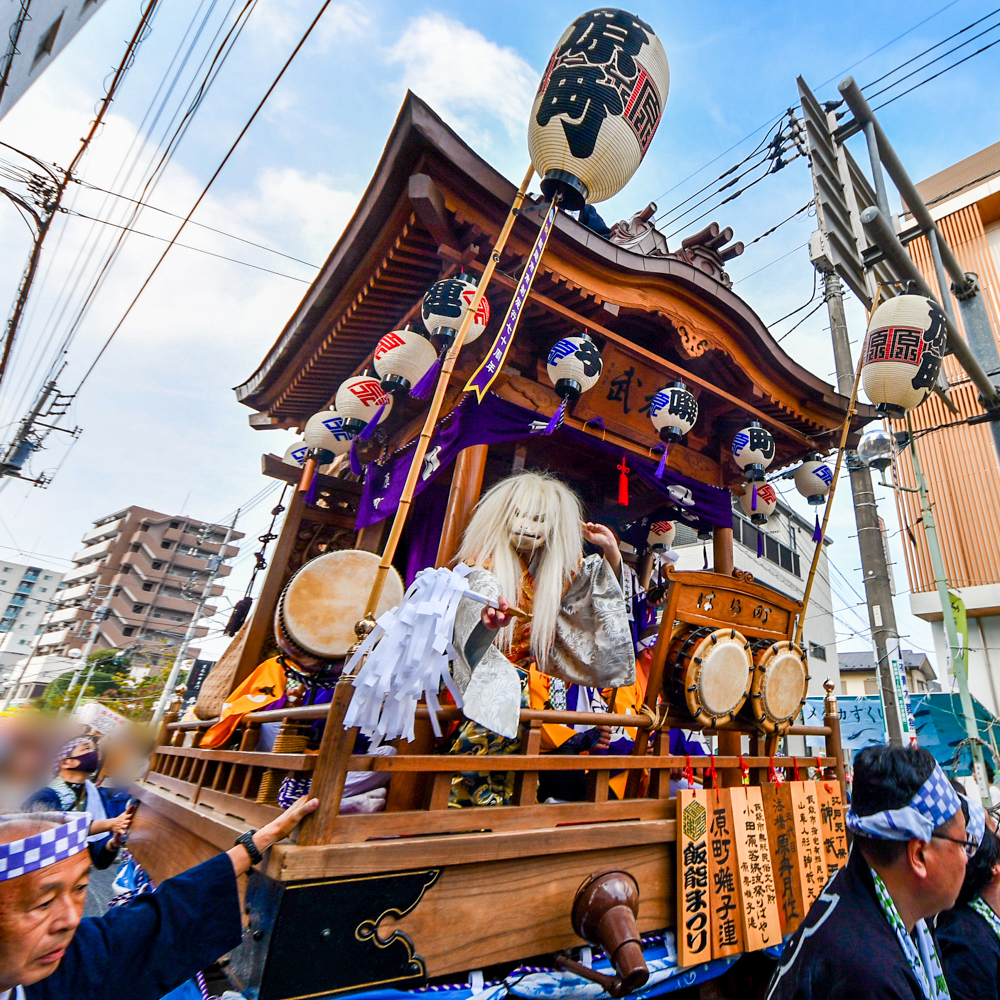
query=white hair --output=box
[455,472,583,665]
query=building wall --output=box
[0,0,108,120]
[840,668,931,698]
[0,560,62,678]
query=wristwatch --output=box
[235,830,263,866]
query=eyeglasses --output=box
[931,832,979,858]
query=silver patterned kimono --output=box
[452,553,635,739]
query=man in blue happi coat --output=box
[0,794,318,999]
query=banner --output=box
[465,199,559,401]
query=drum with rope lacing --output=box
[742,639,810,734]
[663,625,753,727]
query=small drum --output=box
[664,626,753,726]
[275,549,404,672]
[744,640,810,733]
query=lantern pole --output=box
[903,416,991,804]
[363,166,535,617]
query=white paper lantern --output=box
[283,441,308,468]
[528,9,669,209]
[303,409,353,456]
[546,334,603,399]
[739,481,778,526]
[648,381,698,441]
[732,422,775,481]
[647,520,675,550]
[794,454,833,505]
[861,294,947,416]
[422,275,490,346]
[374,328,437,394]
[334,376,393,435]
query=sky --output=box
[0,0,997,671]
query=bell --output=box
[555,870,648,998]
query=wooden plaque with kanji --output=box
[760,782,807,936]
[706,787,745,959]
[677,789,712,967]
[818,779,849,876]
[789,780,829,909]
[730,785,782,952]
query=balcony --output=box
[62,562,102,586]
[37,629,71,649]
[47,606,84,626]
[80,519,123,545]
[58,583,92,604]
[70,537,114,564]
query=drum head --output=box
[690,629,752,720]
[757,642,809,723]
[278,550,403,658]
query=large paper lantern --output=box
[648,381,698,441]
[861,294,947,416]
[303,409,353,456]
[647,520,675,550]
[528,9,670,210]
[421,274,490,347]
[794,453,833,505]
[732,422,775,481]
[739,482,777,526]
[373,328,437,395]
[334,376,392,435]
[283,441,308,468]
[546,334,603,399]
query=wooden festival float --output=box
[127,12,866,1000]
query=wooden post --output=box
[713,526,734,576]
[823,679,848,806]
[435,444,488,568]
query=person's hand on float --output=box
[228,795,319,876]
[108,803,136,848]
[582,522,622,578]
[482,596,515,631]
[594,725,612,752]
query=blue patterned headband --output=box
[846,762,962,842]
[962,793,987,848]
[0,814,90,880]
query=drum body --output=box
[744,640,810,733]
[663,626,752,726]
[275,550,404,673]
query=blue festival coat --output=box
[937,902,1000,1000]
[25,853,242,1000]
[767,847,925,1000]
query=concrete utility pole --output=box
[150,512,238,729]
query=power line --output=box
[776,300,826,343]
[766,268,818,327]
[732,242,809,285]
[742,200,813,250]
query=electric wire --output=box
[775,300,827,343]
[742,200,814,251]
[766,268,818,328]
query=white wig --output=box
[455,472,583,665]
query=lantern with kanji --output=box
[373,328,437,395]
[283,441,308,468]
[861,294,947,416]
[739,481,777,526]
[732,421,775,481]
[647,520,675,551]
[421,274,490,347]
[334,376,393,436]
[303,409,353,456]
[648,381,698,441]
[541,332,603,433]
[794,453,833,505]
[528,9,670,210]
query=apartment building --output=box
[0,560,63,677]
[35,506,243,674]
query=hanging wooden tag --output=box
[677,788,712,968]
[789,780,829,908]
[706,786,745,959]
[729,785,782,952]
[760,782,807,936]
[818,779,849,876]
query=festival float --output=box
[127,10,864,999]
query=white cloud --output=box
[386,13,538,147]
[249,0,371,53]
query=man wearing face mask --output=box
[23,739,130,870]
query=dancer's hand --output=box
[482,596,514,630]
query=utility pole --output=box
[150,512,238,729]
[64,588,113,714]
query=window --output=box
[170,520,180,529]
[24,612,33,618]
[132,604,145,614]
[142,582,153,592]
[840,681,848,695]
[160,541,171,550]
[130,543,140,552]
[732,513,802,577]
[43,575,51,581]
[37,588,45,593]
[32,15,63,70]
[808,642,827,661]
[151,561,162,570]
[122,627,134,637]
[863,678,879,695]
[17,639,27,646]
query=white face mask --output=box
[510,508,547,553]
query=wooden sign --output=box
[674,580,791,641]
[760,783,807,936]
[789,781,829,908]
[677,789,712,968]
[730,785,782,952]
[818,779,849,876]
[706,787,744,959]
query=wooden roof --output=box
[235,94,871,483]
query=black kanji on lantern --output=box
[574,338,602,379]
[422,279,466,321]
[911,299,946,391]
[536,9,658,160]
[747,426,775,461]
[668,387,698,425]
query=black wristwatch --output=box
[235,830,263,866]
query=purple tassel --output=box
[813,514,823,543]
[410,351,442,400]
[655,443,669,479]
[751,482,758,512]
[358,403,385,441]
[543,396,567,435]
[305,472,319,506]
[757,531,764,558]
[349,439,363,476]
[702,542,708,570]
